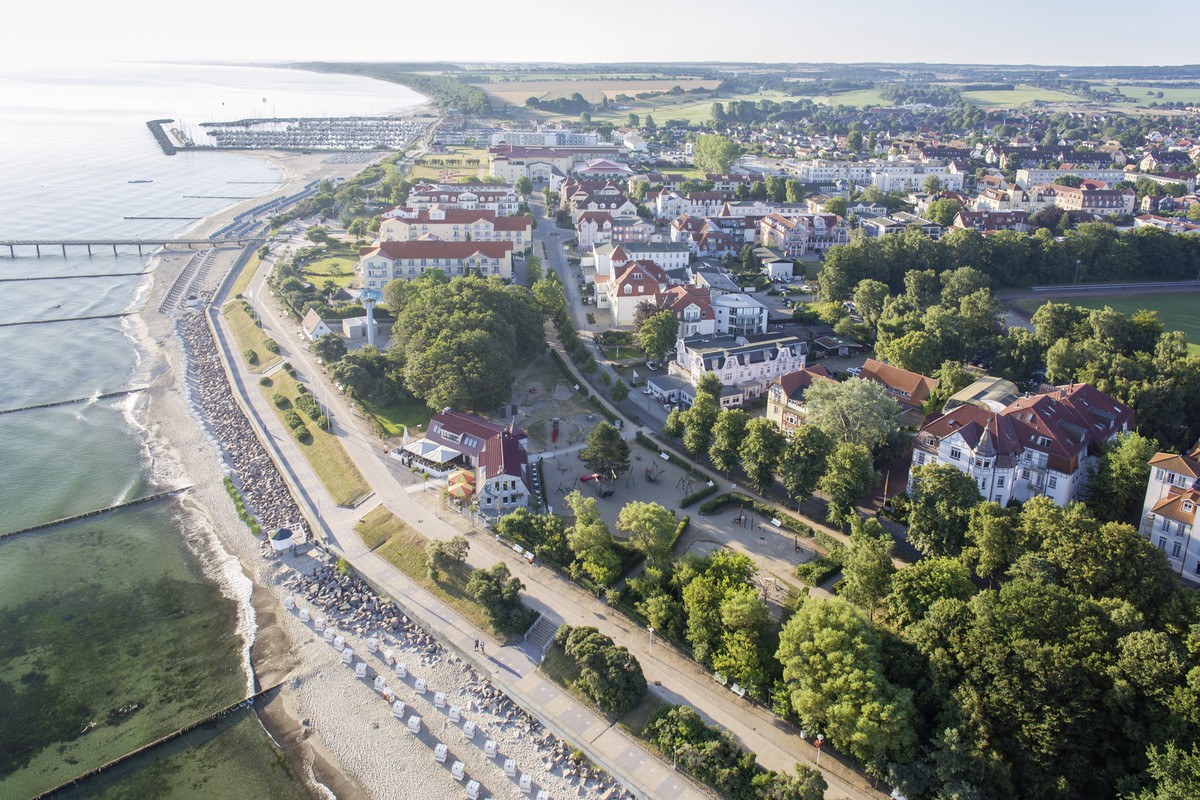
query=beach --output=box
[132,149,634,800]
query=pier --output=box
[0,312,134,328]
[0,486,193,540]
[0,270,150,282]
[0,386,149,416]
[0,237,264,258]
[30,682,283,799]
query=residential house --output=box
[1139,150,1193,172]
[672,333,809,407]
[662,284,716,338]
[357,240,514,290]
[594,260,670,325]
[1133,214,1200,234]
[488,144,625,183]
[858,358,938,410]
[301,308,335,341]
[766,366,837,434]
[909,383,1136,506]
[1140,441,1200,583]
[476,424,532,516]
[712,292,769,337]
[1015,167,1127,187]
[758,213,848,256]
[754,246,794,281]
[952,209,1031,233]
[609,216,657,244]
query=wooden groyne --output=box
[30,682,283,799]
[0,237,265,258]
[0,387,149,416]
[0,270,149,282]
[146,118,177,156]
[0,312,133,328]
[0,486,192,540]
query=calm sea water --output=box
[0,62,422,798]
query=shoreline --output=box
[129,147,377,798]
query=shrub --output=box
[282,409,305,430]
[795,557,839,586]
[316,414,330,431]
[271,393,290,409]
[265,338,281,354]
[244,348,259,366]
[554,625,647,716]
[259,376,272,387]
[294,392,321,420]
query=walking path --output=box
[209,247,890,800]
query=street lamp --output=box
[648,625,655,658]
[814,733,825,766]
[1073,258,1082,285]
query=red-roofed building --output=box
[910,383,1135,506]
[379,207,532,249]
[661,284,715,337]
[357,240,514,289]
[858,359,939,410]
[398,183,521,216]
[766,366,837,434]
[576,211,614,249]
[596,260,670,325]
[392,411,532,517]
[1140,440,1200,583]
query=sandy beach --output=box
[129,149,635,800]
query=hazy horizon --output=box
[4,0,1190,70]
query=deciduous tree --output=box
[617,501,677,566]
[906,463,982,557]
[818,442,876,527]
[780,425,835,504]
[803,379,900,452]
[580,421,630,477]
[741,417,786,493]
[708,408,749,474]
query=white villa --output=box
[909,383,1136,506]
[1140,442,1200,583]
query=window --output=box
[994,495,1002,503]
[916,452,926,465]
[1048,476,1058,490]
[996,477,1005,488]
[950,448,962,461]
[1172,541,1183,559]
[1157,537,1167,550]
[1161,517,1171,532]
[980,478,987,490]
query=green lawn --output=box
[363,508,523,643]
[407,146,489,182]
[228,251,262,298]
[221,299,282,374]
[300,254,358,290]
[258,371,371,506]
[1008,291,1200,355]
[961,85,1078,108]
[360,396,433,438]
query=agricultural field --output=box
[961,84,1079,108]
[1008,290,1200,355]
[473,78,720,107]
[1102,84,1200,107]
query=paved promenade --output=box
[207,247,889,800]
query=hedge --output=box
[679,483,718,508]
[294,392,321,421]
[271,393,290,409]
[696,492,812,535]
[795,557,839,586]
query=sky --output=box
[3,0,1179,68]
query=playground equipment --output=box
[551,417,560,444]
[579,472,614,498]
[645,463,665,482]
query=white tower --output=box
[361,289,382,348]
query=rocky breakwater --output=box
[176,303,310,538]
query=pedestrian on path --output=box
[480,641,485,655]
[474,639,479,651]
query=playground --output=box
[508,353,603,453]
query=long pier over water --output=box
[0,237,265,258]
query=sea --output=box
[0,62,423,799]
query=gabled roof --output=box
[1151,485,1199,527]
[479,428,528,481]
[301,308,329,336]
[859,358,939,406]
[772,365,836,401]
[1149,451,1200,479]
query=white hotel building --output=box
[1140,444,1200,583]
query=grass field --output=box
[1103,84,1200,107]
[228,251,262,298]
[300,254,357,290]
[358,506,522,643]
[258,370,371,506]
[524,90,790,126]
[221,299,281,374]
[961,85,1079,108]
[1008,291,1200,355]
